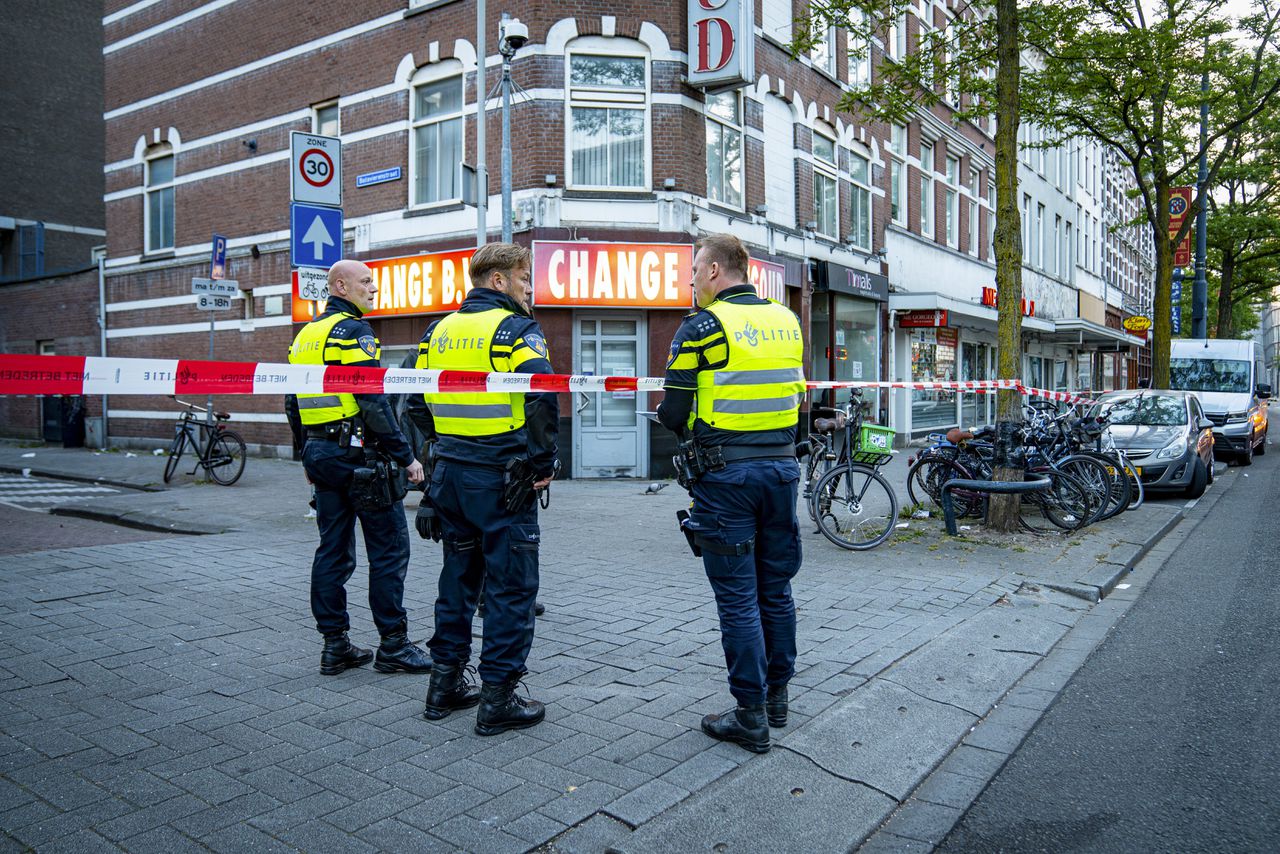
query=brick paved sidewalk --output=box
[0,471,1189,852]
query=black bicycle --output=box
[163,399,247,485]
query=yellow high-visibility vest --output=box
[417,308,525,437]
[691,298,805,432]
[288,312,366,425]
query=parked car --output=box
[1089,389,1216,498]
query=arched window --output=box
[410,61,464,206]
[145,144,175,252]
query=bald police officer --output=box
[286,259,432,676]
[407,242,559,736]
[658,234,805,754]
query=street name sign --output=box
[192,277,240,297]
[290,203,343,268]
[290,131,342,207]
[356,166,401,188]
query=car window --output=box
[1096,394,1188,426]
[1169,358,1250,393]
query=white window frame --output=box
[705,90,744,210]
[848,9,871,87]
[566,47,650,191]
[888,12,908,62]
[762,0,793,45]
[144,147,175,254]
[944,16,961,105]
[987,178,996,258]
[1053,214,1062,276]
[944,155,960,248]
[811,23,837,78]
[812,128,839,240]
[1036,202,1046,268]
[849,150,872,250]
[919,139,935,239]
[889,124,908,226]
[409,64,465,208]
[919,9,935,90]
[312,100,340,136]
[1021,193,1031,263]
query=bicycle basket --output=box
[852,423,895,465]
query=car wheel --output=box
[1206,450,1215,484]
[1239,433,1254,467]
[1256,428,1267,456]
[1185,457,1208,499]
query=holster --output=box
[503,457,537,513]
[676,509,701,557]
[672,439,726,490]
[349,456,406,512]
[676,507,753,558]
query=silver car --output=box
[1089,390,1216,498]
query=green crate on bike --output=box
[852,423,895,465]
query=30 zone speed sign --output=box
[290,131,342,207]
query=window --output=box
[811,23,837,77]
[888,13,908,61]
[1021,123,1033,166]
[944,156,959,248]
[412,74,463,205]
[145,151,175,253]
[919,140,935,238]
[848,10,871,87]
[1065,222,1074,279]
[1021,193,1031,263]
[919,11,935,89]
[17,222,44,277]
[313,102,340,136]
[705,91,743,208]
[1036,203,1045,268]
[944,21,961,105]
[987,179,996,258]
[812,131,838,239]
[889,125,907,225]
[1053,214,1062,276]
[569,54,647,189]
[762,0,793,44]
[849,152,871,250]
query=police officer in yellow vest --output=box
[406,243,559,736]
[657,233,805,754]
[285,259,432,677]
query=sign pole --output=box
[1191,37,1210,339]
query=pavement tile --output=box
[432,814,529,853]
[397,783,491,830]
[501,809,569,846]
[882,799,965,844]
[94,795,207,842]
[605,777,690,826]
[354,818,454,852]
[28,828,120,854]
[8,798,134,849]
[536,779,627,827]
[547,812,634,854]
[658,749,739,792]
[324,786,422,833]
[202,820,298,854]
[466,781,561,825]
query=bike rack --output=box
[940,474,1052,536]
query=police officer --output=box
[407,242,559,736]
[657,233,805,754]
[286,259,432,676]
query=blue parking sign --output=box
[290,203,343,269]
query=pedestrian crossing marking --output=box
[0,476,120,511]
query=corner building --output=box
[100,0,1138,470]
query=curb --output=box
[1038,506,1186,604]
[0,464,165,493]
[48,506,224,536]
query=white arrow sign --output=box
[301,215,335,262]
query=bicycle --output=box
[803,390,899,550]
[163,399,247,485]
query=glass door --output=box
[574,314,647,477]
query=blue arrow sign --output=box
[290,203,343,269]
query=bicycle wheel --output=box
[1120,454,1144,510]
[1020,470,1091,533]
[1080,451,1133,521]
[906,454,980,517]
[801,446,828,522]
[1056,455,1117,524]
[206,431,246,485]
[813,464,899,550]
[163,430,187,484]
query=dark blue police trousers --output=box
[303,439,410,638]
[688,458,802,706]
[426,460,540,685]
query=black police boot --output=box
[766,684,789,728]
[422,663,481,720]
[534,602,545,617]
[319,632,373,676]
[701,705,771,753]
[374,628,433,674]
[475,675,545,736]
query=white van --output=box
[1168,338,1271,465]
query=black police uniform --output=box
[407,286,558,731]
[285,295,430,675]
[658,283,804,752]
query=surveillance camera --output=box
[500,19,528,52]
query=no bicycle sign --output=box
[290,131,341,207]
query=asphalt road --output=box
[938,452,1280,852]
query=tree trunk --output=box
[987,0,1024,534]
[1151,181,1173,388]
[1215,250,1235,338]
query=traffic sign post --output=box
[290,203,343,268]
[290,132,342,207]
[192,277,239,423]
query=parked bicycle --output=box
[798,389,899,550]
[163,399,246,485]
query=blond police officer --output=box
[407,243,559,736]
[285,259,431,677]
[657,233,805,753]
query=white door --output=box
[574,314,647,477]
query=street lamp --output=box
[498,16,528,243]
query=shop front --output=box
[290,239,805,479]
[810,262,887,419]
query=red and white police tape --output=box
[0,354,1092,404]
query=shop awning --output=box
[1051,318,1147,350]
[888,292,1056,333]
